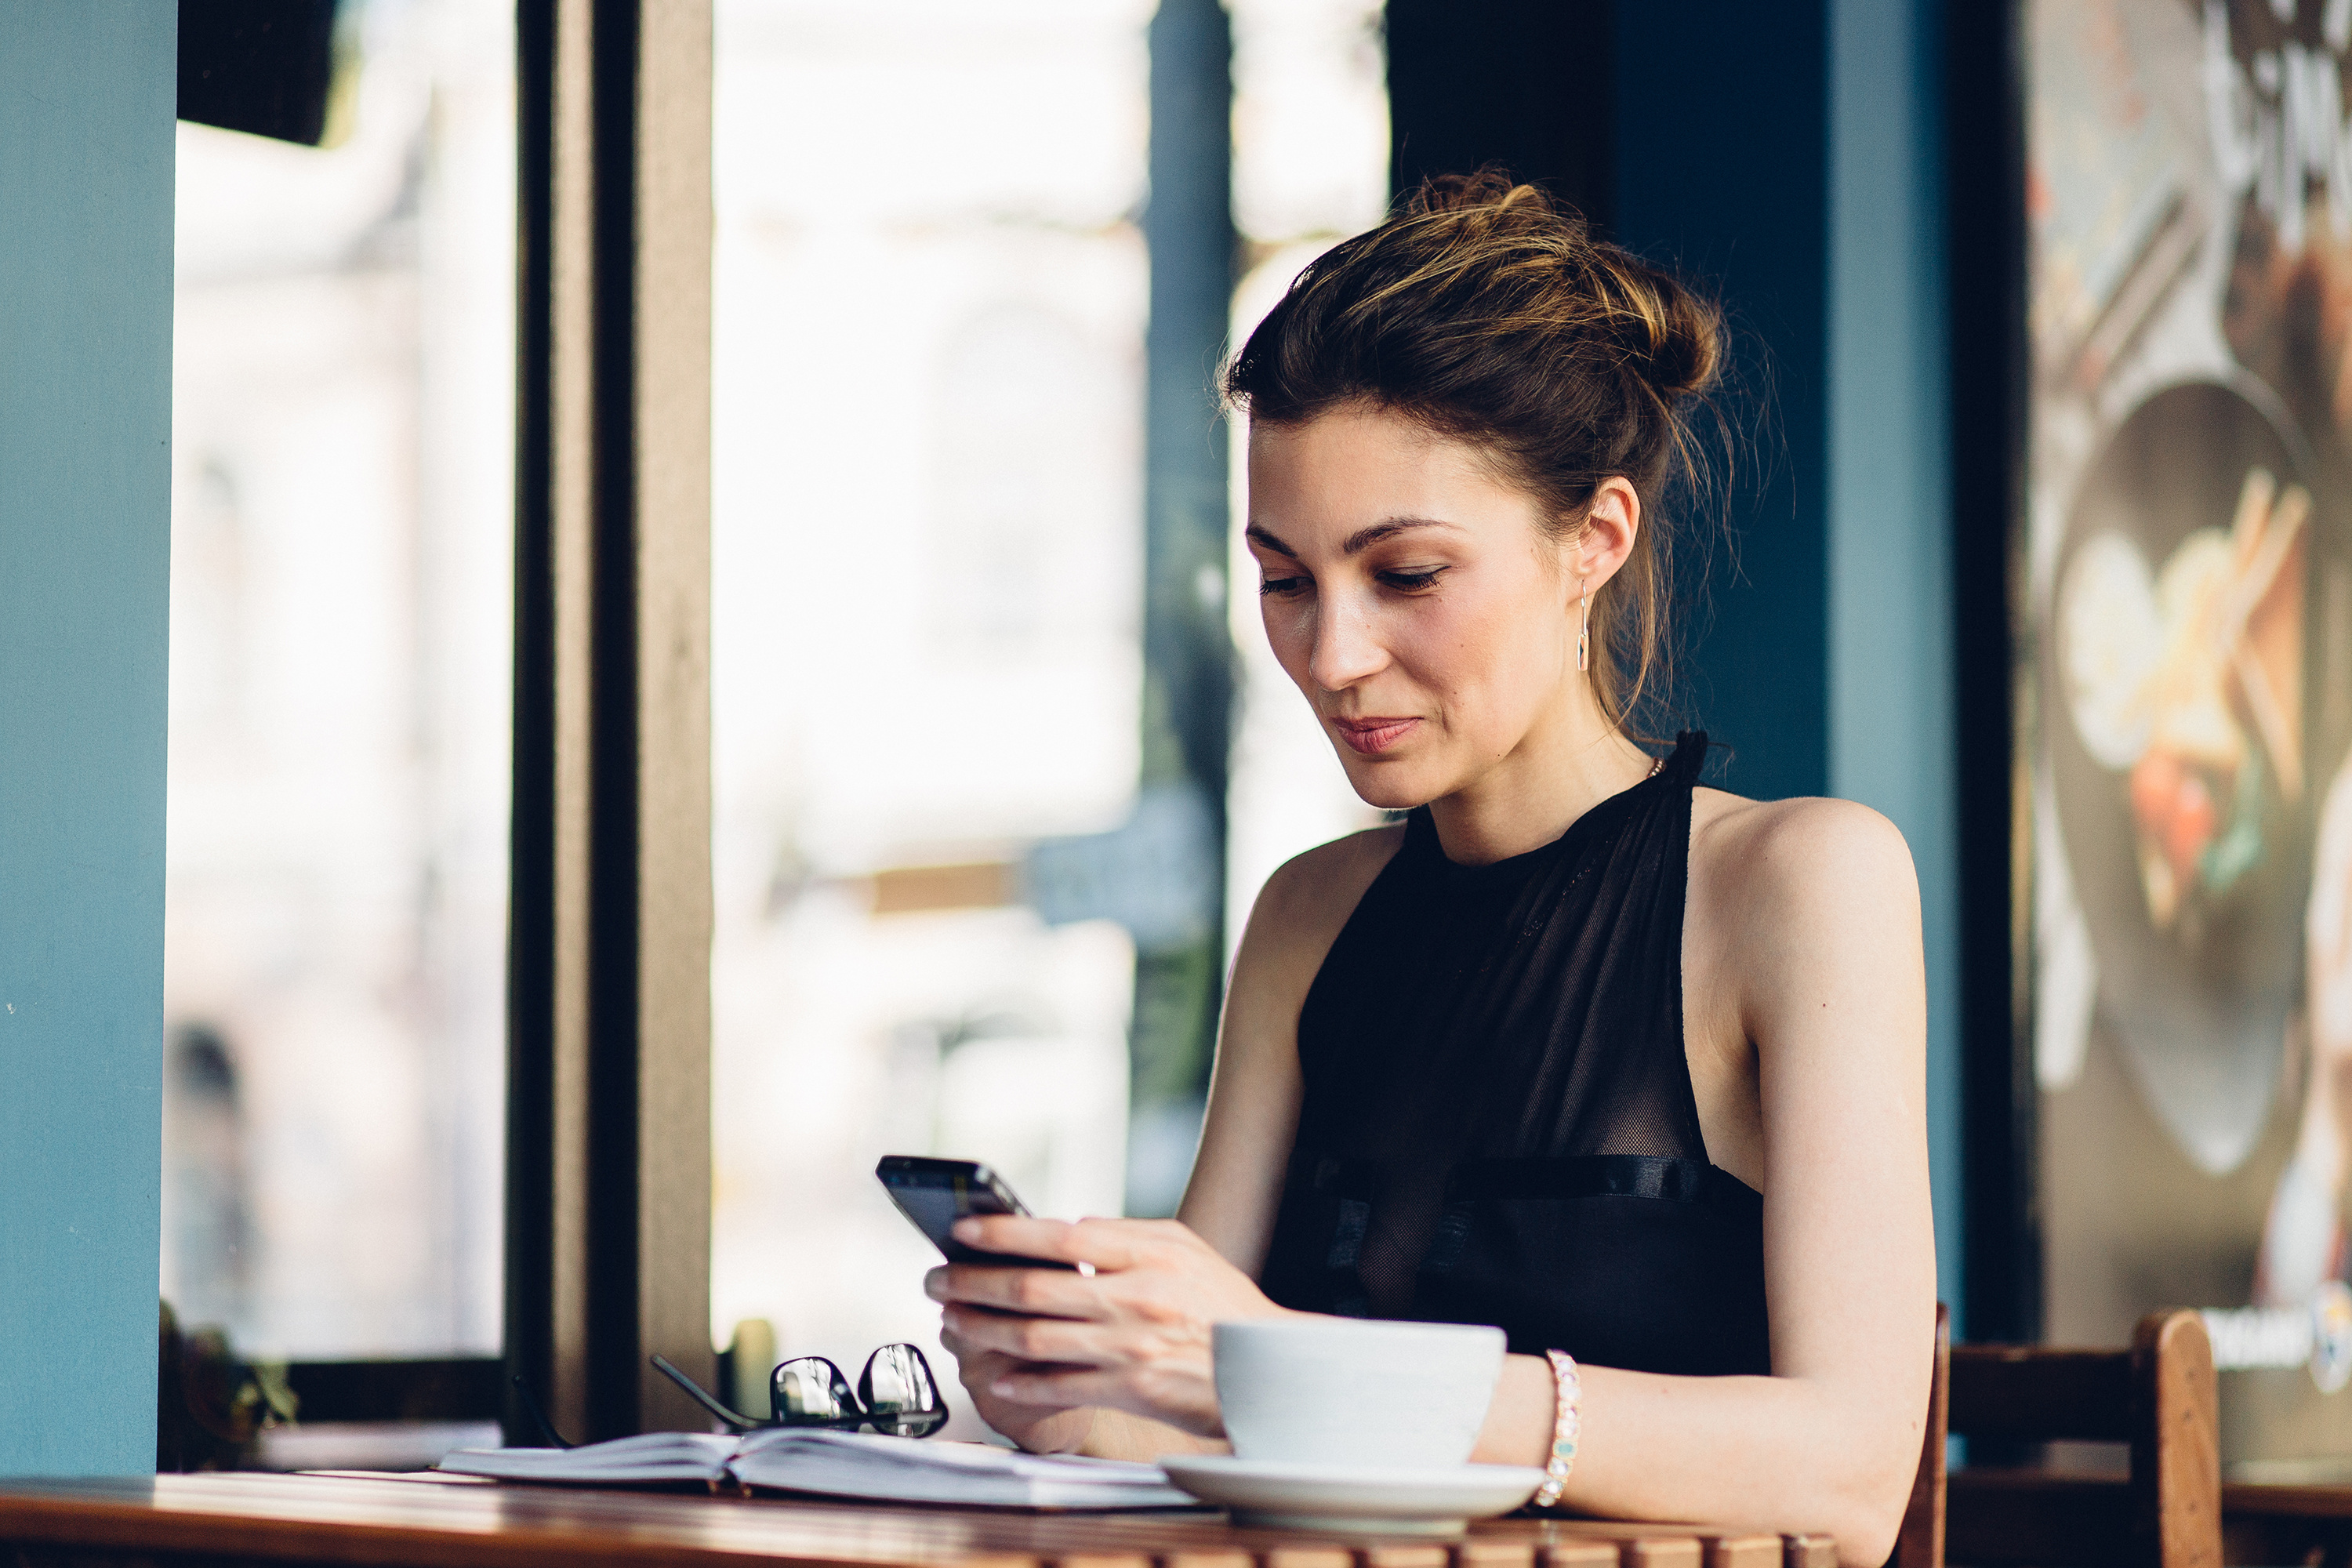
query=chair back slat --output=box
[1944,1474,2132,1566]
[1947,1347,2134,1443]
[1908,1308,2220,1568]
[2129,1312,2220,1568]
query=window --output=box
[161,0,1392,1445]
[1224,0,1393,951]
[708,0,1149,1411]
[162,0,514,1363]
[706,0,1391,1418]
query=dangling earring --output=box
[1577,575,1591,673]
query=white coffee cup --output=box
[1212,1317,1507,1470]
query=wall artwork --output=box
[2027,0,2352,1472]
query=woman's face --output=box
[1243,403,1592,811]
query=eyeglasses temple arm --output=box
[650,1352,764,1432]
[510,1374,576,1450]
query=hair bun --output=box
[1634,274,1723,400]
[1402,166,1566,230]
[1585,250,1722,404]
[1401,170,1718,401]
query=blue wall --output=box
[1616,0,1965,1328]
[1824,0,1963,1335]
[0,4,176,1474]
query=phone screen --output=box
[876,1155,1076,1269]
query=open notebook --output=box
[439,1428,1198,1511]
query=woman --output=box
[929,174,1933,1563]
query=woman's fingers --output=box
[984,1359,1222,1438]
[951,1214,1159,1272]
[943,1341,1018,1390]
[941,1301,1118,1365]
[925,1261,1105,1318]
[985,1361,1138,1410]
[946,1214,1072,1261]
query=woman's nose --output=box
[1307,600,1387,691]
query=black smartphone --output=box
[876,1155,1076,1269]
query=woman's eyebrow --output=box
[1243,523,1298,557]
[1247,517,1457,558]
[1341,517,1454,554]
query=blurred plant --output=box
[156,1299,296,1472]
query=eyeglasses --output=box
[652,1345,949,1439]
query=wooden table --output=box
[2223,1479,2352,1566]
[0,1473,1835,1568]
[1943,1468,2352,1566]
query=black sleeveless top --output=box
[1257,731,1769,1375]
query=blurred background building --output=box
[164,0,513,1360]
[134,0,1986,1473]
[159,0,1383,1397]
[702,0,1384,1408]
[0,0,2016,1484]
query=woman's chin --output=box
[1337,751,1443,813]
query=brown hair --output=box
[1222,169,1724,735]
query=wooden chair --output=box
[1893,1308,2221,1568]
[1891,1304,1951,1568]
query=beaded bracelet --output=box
[1530,1348,1581,1508]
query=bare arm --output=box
[1178,825,1403,1269]
[932,828,1400,1460]
[1468,798,1934,1566]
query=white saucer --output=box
[1158,1455,1545,1535]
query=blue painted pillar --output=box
[1131,0,1236,1217]
[1616,0,1963,1325]
[0,5,176,1474]
[1825,0,1963,1334]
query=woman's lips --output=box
[1331,716,1421,754]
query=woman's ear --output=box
[1574,477,1640,590]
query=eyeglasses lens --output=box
[771,1356,858,1425]
[858,1343,948,1437]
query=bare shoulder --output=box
[1684,789,1925,1087]
[1231,822,1409,1004]
[1214,821,1406,1110]
[1689,788,1918,922]
[1245,823,1407,965]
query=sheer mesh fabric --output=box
[1258,732,1772,1374]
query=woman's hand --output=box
[927,1214,1295,1446]
[928,1328,1099,1455]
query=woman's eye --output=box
[1258,575,1309,597]
[1379,568,1445,593]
